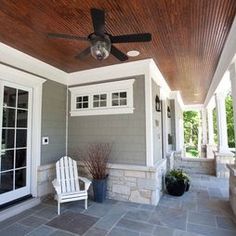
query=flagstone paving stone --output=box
[0,174,235,236]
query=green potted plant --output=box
[82,143,111,203]
[165,169,190,196]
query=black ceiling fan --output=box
[47,8,152,61]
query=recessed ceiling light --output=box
[127,50,140,57]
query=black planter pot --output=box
[185,181,190,192]
[92,177,107,203]
[166,180,186,196]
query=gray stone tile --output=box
[26,225,56,236]
[173,229,201,236]
[117,218,154,234]
[34,206,58,219]
[150,206,187,230]
[208,187,223,198]
[196,190,209,199]
[181,201,197,211]
[0,223,33,236]
[50,230,75,236]
[84,203,113,217]
[140,204,156,211]
[116,201,141,209]
[152,225,174,236]
[123,209,152,222]
[0,209,34,230]
[188,212,217,226]
[18,215,48,228]
[107,227,139,236]
[84,227,108,236]
[46,211,98,235]
[159,198,182,209]
[216,216,236,230]
[95,207,126,230]
[187,223,236,236]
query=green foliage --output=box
[186,147,199,157]
[213,107,218,144]
[226,95,235,147]
[165,169,190,185]
[213,95,235,147]
[183,111,200,147]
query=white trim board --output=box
[169,91,184,111]
[0,64,45,198]
[0,42,68,85]
[69,79,135,116]
[204,15,236,107]
[68,59,150,86]
[184,104,204,111]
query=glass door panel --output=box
[0,84,31,204]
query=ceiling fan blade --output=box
[90,8,105,35]
[75,47,91,60]
[110,45,128,61]
[47,33,88,41]
[111,33,152,43]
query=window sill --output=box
[70,107,135,116]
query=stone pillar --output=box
[229,62,236,157]
[215,92,230,154]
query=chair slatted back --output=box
[56,156,80,193]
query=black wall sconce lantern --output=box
[155,95,161,112]
[167,106,171,118]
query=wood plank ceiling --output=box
[0,0,235,104]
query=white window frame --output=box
[69,79,135,116]
[92,93,108,109]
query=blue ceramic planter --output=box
[92,177,107,203]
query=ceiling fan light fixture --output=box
[90,37,111,61]
[127,50,140,57]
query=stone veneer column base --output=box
[206,144,217,159]
[227,164,236,217]
[214,152,235,178]
[37,160,167,205]
[107,160,166,205]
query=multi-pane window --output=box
[1,86,29,193]
[93,94,107,108]
[112,92,127,106]
[76,96,89,109]
[70,79,134,116]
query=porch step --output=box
[0,197,41,222]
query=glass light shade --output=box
[90,37,111,61]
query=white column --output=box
[207,108,214,145]
[229,62,236,154]
[215,92,229,153]
[161,98,168,158]
[201,109,207,145]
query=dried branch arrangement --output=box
[82,143,112,180]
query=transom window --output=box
[70,79,135,116]
[76,96,88,109]
[112,92,127,106]
[93,94,107,108]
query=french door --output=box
[0,81,32,205]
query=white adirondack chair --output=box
[52,156,91,215]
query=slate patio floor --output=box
[0,174,236,236]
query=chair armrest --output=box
[52,179,61,194]
[78,176,92,191]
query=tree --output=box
[212,94,235,147]
[183,111,200,147]
[226,95,235,147]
